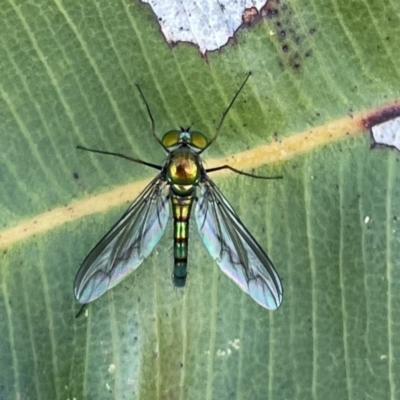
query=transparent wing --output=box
[195,178,282,310]
[74,175,170,303]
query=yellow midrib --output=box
[0,105,384,248]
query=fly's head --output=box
[161,127,208,153]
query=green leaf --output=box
[1,1,400,399]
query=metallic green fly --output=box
[74,72,283,310]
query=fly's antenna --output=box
[200,71,252,154]
[136,84,169,152]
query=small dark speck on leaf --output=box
[73,172,79,180]
[282,44,288,52]
[310,28,316,34]
[266,9,278,18]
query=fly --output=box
[74,72,283,310]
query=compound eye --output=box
[162,130,180,148]
[190,131,208,149]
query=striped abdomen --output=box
[171,195,194,287]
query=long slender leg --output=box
[206,164,282,180]
[135,84,167,151]
[77,145,162,170]
[201,72,252,154]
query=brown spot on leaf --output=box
[242,7,260,25]
[363,105,400,129]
